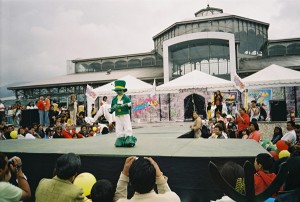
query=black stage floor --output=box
[0,126,267,202]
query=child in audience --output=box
[254,153,280,197]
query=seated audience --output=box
[209,124,227,139]
[254,153,280,197]
[275,156,300,201]
[62,124,83,138]
[248,122,261,142]
[241,128,250,139]
[226,115,237,138]
[114,156,180,202]
[78,125,89,138]
[271,126,283,145]
[35,153,87,202]
[281,121,296,144]
[25,126,41,139]
[91,179,115,202]
[53,126,64,138]
[0,152,31,201]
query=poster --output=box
[221,91,238,103]
[248,89,272,109]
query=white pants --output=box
[115,114,132,138]
[70,110,77,126]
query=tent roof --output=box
[93,75,154,96]
[243,64,300,88]
[156,70,234,93]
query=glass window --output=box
[142,57,155,67]
[90,62,101,72]
[287,43,300,55]
[269,45,286,56]
[102,62,114,70]
[115,60,127,69]
[128,59,141,68]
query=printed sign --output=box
[133,96,159,115]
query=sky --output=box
[1,0,300,97]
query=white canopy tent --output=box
[93,75,154,96]
[243,64,300,88]
[156,70,235,93]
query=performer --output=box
[109,80,137,147]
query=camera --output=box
[8,158,15,167]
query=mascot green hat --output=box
[113,80,127,92]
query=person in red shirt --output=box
[254,153,281,197]
[248,122,261,142]
[36,96,45,126]
[62,124,83,138]
[44,96,51,127]
[235,107,250,138]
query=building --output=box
[8,5,300,118]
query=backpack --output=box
[201,125,210,138]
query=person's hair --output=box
[0,152,7,170]
[287,121,295,128]
[54,153,81,180]
[250,122,259,131]
[79,111,85,116]
[129,158,156,194]
[17,127,24,134]
[284,156,300,191]
[274,126,282,134]
[80,125,87,130]
[214,124,223,131]
[256,153,274,171]
[217,121,226,132]
[242,128,250,136]
[251,100,256,104]
[103,96,107,100]
[240,107,246,113]
[91,179,115,202]
[220,161,245,193]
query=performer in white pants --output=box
[109,80,137,147]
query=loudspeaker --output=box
[269,100,287,121]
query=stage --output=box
[0,123,267,202]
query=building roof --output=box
[153,13,269,40]
[8,67,163,90]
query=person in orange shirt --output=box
[44,96,51,127]
[37,96,45,126]
[248,122,261,142]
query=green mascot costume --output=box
[109,80,137,147]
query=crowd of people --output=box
[1,151,299,202]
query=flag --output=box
[150,78,156,97]
[233,73,247,92]
[86,84,97,101]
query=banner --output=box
[233,73,247,92]
[86,84,97,101]
[248,89,272,110]
[133,96,159,115]
[222,91,238,103]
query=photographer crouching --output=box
[0,152,31,201]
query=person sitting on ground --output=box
[62,124,83,138]
[217,120,228,138]
[271,126,283,145]
[287,128,300,157]
[25,126,41,139]
[209,124,227,139]
[114,156,180,202]
[248,122,261,142]
[36,124,45,138]
[275,156,300,201]
[281,121,297,145]
[91,179,115,202]
[241,128,250,139]
[77,112,87,126]
[0,152,31,201]
[17,127,26,139]
[226,115,237,138]
[78,125,89,138]
[35,153,88,202]
[44,127,53,139]
[53,126,64,138]
[254,153,280,197]
[190,111,202,138]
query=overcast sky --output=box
[1,0,300,92]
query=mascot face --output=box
[116,90,124,95]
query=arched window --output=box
[128,59,141,68]
[115,60,127,69]
[287,43,300,55]
[269,45,286,56]
[90,62,101,72]
[102,62,114,70]
[142,58,155,67]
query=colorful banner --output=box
[133,96,159,115]
[248,89,272,110]
[86,84,97,101]
[233,73,247,92]
[221,91,238,103]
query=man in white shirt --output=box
[281,121,297,144]
[0,100,5,124]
